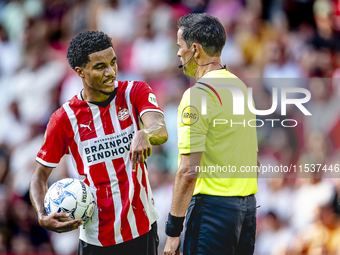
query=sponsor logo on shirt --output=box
[80,121,92,131]
[181,105,199,125]
[83,131,135,165]
[118,108,130,121]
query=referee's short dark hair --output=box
[67,31,113,70]
[177,13,226,57]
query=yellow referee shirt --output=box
[178,69,258,196]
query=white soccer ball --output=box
[44,178,95,222]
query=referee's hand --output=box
[39,212,83,233]
[131,130,152,170]
[164,236,180,255]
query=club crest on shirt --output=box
[181,105,199,125]
[118,108,130,121]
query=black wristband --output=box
[165,213,185,237]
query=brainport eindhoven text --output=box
[83,132,134,164]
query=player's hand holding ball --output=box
[41,178,96,233]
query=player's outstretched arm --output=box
[131,112,168,169]
[141,111,168,146]
[29,162,82,233]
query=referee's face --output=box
[81,47,117,101]
[177,28,195,77]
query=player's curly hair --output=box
[67,31,113,70]
[177,13,226,57]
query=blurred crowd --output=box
[1,0,340,254]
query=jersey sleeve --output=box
[131,81,164,117]
[178,88,212,155]
[36,112,68,168]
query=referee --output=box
[164,14,258,255]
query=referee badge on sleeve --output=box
[181,105,199,125]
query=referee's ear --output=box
[75,67,85,78]
[192,43,201,57]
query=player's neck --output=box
[194,57,223,80]
[82,87,110,102]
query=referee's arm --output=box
[171,152,201,216]
[164,152,202,255]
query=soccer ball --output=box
[44,178,95,222]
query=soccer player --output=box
[30,31,168,255]
[164,14,258,255]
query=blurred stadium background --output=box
[1,0,340,254]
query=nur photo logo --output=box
[186,78,313,128]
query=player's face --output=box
[81,47,117,100]
[177,28,195,77]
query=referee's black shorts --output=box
[184,194,257,255]
[78,221,159,255]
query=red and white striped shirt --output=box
[37,81,163,246]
